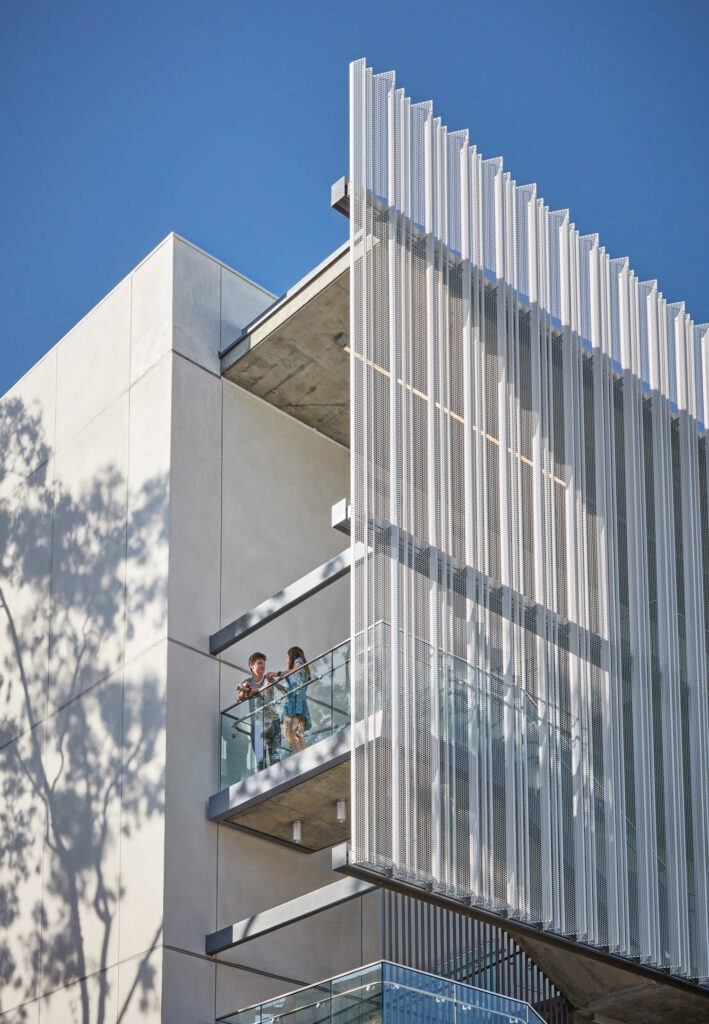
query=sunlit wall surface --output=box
[349,58,709,984]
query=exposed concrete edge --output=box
[207,728,351,822]
[216,818,316,854]
[331,498,351,535]
[220,241,349,366]
[331,176,350,218]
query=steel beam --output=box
[331,176,350,218]
[205,877,374,955]
[210,548,351,655]
[331,498,351,535]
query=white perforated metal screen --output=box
[349,59,709,985]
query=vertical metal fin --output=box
[349,58,709,985]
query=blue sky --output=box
[1,0,707,395]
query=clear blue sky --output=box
[2,0,707,395]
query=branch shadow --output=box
[0,395,168,1023]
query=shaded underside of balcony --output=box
[212,636,352,851]
[209,727,351,852]
[220,243,349,447]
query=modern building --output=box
[1,60,707,1024]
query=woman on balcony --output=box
[275,646,312,754]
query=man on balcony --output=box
[236,652,283,771]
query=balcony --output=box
[218,961,545,1024]
[209,639,353,851]
[220,639,351,788]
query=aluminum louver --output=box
[349,58,709,984]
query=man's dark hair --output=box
[248,651,266,668]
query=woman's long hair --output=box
[287,645,311,679]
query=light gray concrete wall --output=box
[162,237,380,1024]
[1,233,369,1024]
[0,236,176,1024]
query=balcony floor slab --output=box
[209,728,351,852]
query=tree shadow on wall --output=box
[0,395,168,1023]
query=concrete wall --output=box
[162,237,374,1024]
[0,235,175,1024]
[1,234,370,1024]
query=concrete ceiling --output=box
[515,931,709,1024]
[224,760,350,853]
[221,244,350,448]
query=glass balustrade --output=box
[218,961,546,1024]
[219,639,351,789]
[218,621,576,830]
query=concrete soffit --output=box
[331,847,709,1024]
[219,242,350,447]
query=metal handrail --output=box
[223,677,349,726]
[220,637,351,718]
[233,981,530,1024]
[218,960,543,1024]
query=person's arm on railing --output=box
[259,676,285,700]
[271,663,310,690]
[264,672,286,693]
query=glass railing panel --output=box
[225,982,334,1024]
[240,990,383,1024]
[382,964,545,1024]
[330,968,384,1024]
[454,978,544,1024]
[382,966,451,1024]
[276,999,337,1024]
[306,643,350,744]
[330,641,351,725]
[219,638,351,789]
[218,962,544,1024]
[220,703,253,793]
[330,963,383,996]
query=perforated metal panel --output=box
[349,59,709,985]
